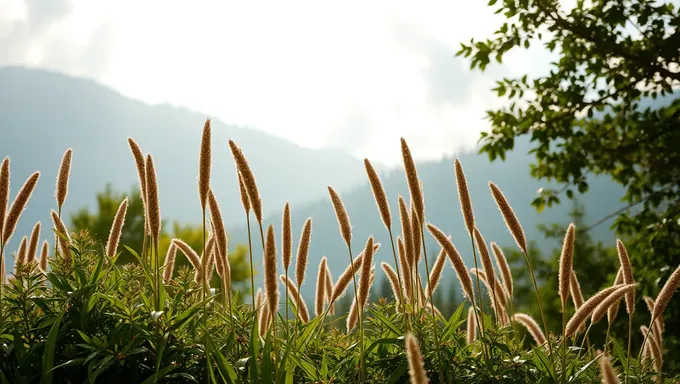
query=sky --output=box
[0,0,558,166]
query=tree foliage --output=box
[458,0,680,373]
[69,184,253,294]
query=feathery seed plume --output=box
[410,204,422,263]
[3,171,40,244]
[282,202,292,271]
[295,218,312,288]
[616,239,635,314]
[324,263,334,315]
[328,186,352,247]
[491,242,513,298]
[566,284,636,337]
[358,237,375,306]
[237,172,251,213]
[228,140,262,223]
[50,210,71,260]
[39,240,48,272]
[558,224,576,309]
[489,182,527,254]
[144,155,161,242]
[599,352,620,384]
[198,118,211,211]
[106,198,128,258]
[405,332,429,384]
[425,247,447,294]
[315,257,328,317]
[381,262,401,303]
[643,296,663,348]
[397,237,412,300]
[330,253,366,304]
[454,158,475,236]
[162,242,178,282]
[400,138,425,223]
[0,157,9,240]
[398,196,414,268]
[652,263,680,324]
[16,236,27,266]
[467,306,477,344]
[264,225,279,317]
[207,190,228,280]
[281,275,309,323]
[171,239,202,271]
[513,313,547,346]
[27,222,40,264]
[427,224,474,301]
[474,228,499,308]
[608,269,624,323]
[127,138,148,232]
[55,148,72,208]
[364,158,391,229]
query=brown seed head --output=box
[454,158,475,237]
[410,204,422,263]
[566,284,635,337]
[397,236,412,300]
[616,239,635,314]
[427,223,474,301]
[328,186,352,247]
[405,332,429,384]
[198,118,211,211]
[228,140,262,222]
[466,306,477,344]
[559,224,576,309]
[208,190,228,280]
[513,313,547,346]
[127,138,148,232]
[381,262,401,303]
[608,268,624,323]
[281,275,309,323]
[295,218,312,288]
[599,352,620,384]
[652,263,680,323]
[400,138,425,224]
[425,247,447,295]
[364,158,391,229]
[55,148,72,208]
[282,202,292,270]
[172,239,201,271]
[315,257,328,317]
[324,262,334,314]
[144,154,161,242]
[0,157,9,240]
[358,237,375,306]
[3,171,40,244]
[39,240,49,272]
[474,227,498,304]
[162,242,178,282]
[331,252,366,304]
[398,196,414,269]
[27,221,41,264]
[50,209,71,261]
[264,225,279,316]
[16,236,28,266]
[489,182,527,254]
[106,198,128,258]
[491,242,513,297]
[237,171,251,213]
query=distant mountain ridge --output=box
[0,66,384,266]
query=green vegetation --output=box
[457,0,680,372]
[0,129,678,383]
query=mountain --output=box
[0,66,382,268]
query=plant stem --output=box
[246,214,255,309]
[521,248,554,365]
[344,244,363,383]
[469,237,487,360]
[561,302,566,384]
[285,269,290,340]
[420,227,444,383]
[626,314,632,384]
[257,222,278,384]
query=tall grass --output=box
[0,128,679,383]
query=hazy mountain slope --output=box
[0,66,378,266]
[225,136,627,302]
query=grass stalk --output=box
[420,227,444,384]
[246,214,255,309]
[520,248,554,365]
[387,229,408,329]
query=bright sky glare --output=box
[0,0,557,166]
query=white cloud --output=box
[0,0,553,166]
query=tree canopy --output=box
[458,0,680,372]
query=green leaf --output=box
[168,295,214,332]
[40,311,64,384]
[249,317,260,382]
[368,307,401,336]
[206,337,237,384]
